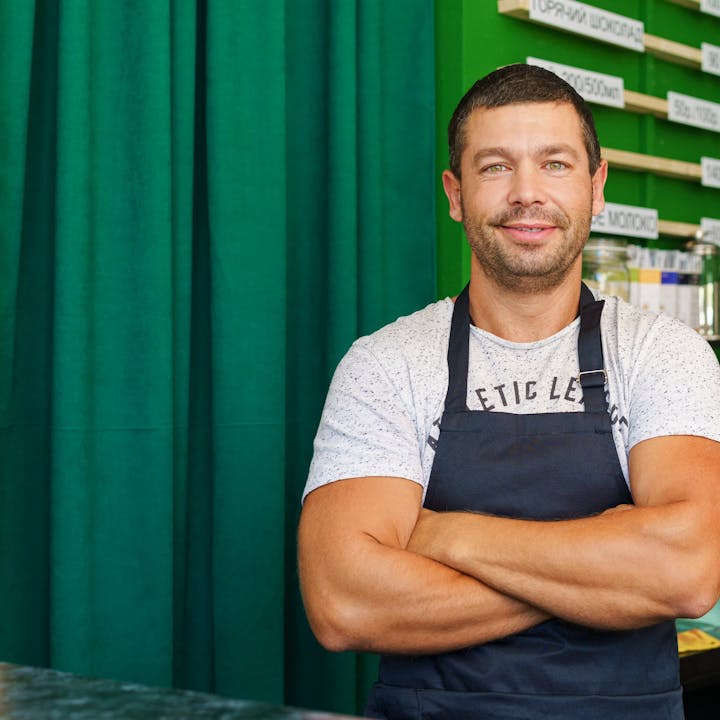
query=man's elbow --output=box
[303,595,369,653]
[671,550,720,620]
[675,579,720,620]
[310,624,353,653]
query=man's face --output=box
[443,102,607,293]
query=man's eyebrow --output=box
[534,143,581,159]
[470,148,510,167]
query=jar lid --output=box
[686,241,718,256]
[584,238,628,251]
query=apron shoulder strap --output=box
[445,284,471,412]
[578,283,607,413]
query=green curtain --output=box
[0,0,435,715]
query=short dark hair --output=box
[448,63,601,178]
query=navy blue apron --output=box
[366,283,683,719]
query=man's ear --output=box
[590,159,609,217]
[442,170,463,223]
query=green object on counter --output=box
[676,601,720,639]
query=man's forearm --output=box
[300,477,552,655]
[299,525,549,654]
[408,502,716,630]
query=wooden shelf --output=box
[498,0,703,69]
[602,147,702,181]
[497,0,533,19]
[623,90,669,118]
[666,0,703,11]
[657,219,701,238]
[643,33,702,68]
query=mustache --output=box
[489,206,569,228]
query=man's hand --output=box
[601,503,634,515]
[408,504,634,564]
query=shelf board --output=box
[665,0,703,10]
[497,0,531,19]
[643,33,702,68]
[657,219,701,238]
[498,0,702,69]
[623,90,669,118]
[602,147,702,181]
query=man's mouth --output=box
[499,223,557,241]
[504,224,553,232]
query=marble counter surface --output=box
[0,663,360,719]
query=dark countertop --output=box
[681,645,720,695]
[2,655,719,718]
[0,663,360,719]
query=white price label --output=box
[529,0,644,52]
[702,43,720,77]
[701,0,720,19]
[527,57,625,108]
[701,157,720,188]
[591,202,658,240]
[667,92,720,134]
[701,218,720,246]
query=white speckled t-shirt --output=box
[303,292,720,501]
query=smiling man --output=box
[298,64,720,719]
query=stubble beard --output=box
[462,202,593,294]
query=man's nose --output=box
[507,166,547,206]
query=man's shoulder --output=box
[352,297,454,359]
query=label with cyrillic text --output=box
[591,203,658,239]
[529,0,644,52]
[667,92,720,134]
[702,43,720,77]
[701,218,720,246]
[527,57,625,108]
[701,157,720,188]
[701,0,720,19]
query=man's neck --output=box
[467,263,583,343]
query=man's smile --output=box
[499,223,557,242]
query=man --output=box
[298,64,720,719]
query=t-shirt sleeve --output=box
[627,315,720,450]
[302,340,425,502]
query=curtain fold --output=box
[0,0,435,715]
[1,0,57,666]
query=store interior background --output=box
[1,1,718,717]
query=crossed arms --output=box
[298,435,720,654]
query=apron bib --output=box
[366,284,682,719]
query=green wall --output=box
[435,0,720,297]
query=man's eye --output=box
[484,164,507,174]
[546,161,567,171]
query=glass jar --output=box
[687,242,719,339]
[582,238,630,301]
